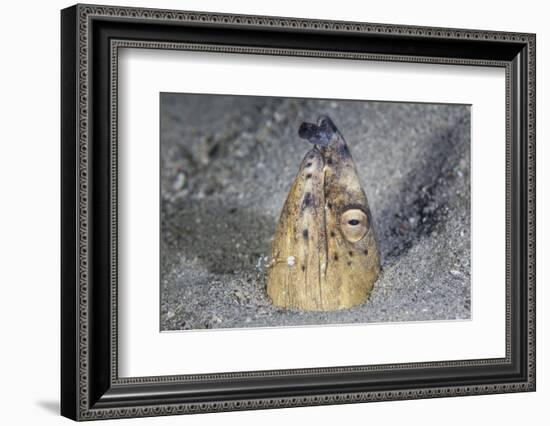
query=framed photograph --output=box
[61,3,536,421]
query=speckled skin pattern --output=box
[267,116,380,311]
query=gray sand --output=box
[160,94,471,331]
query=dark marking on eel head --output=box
[333,253,339,261]
[333,141,351,159]
[301,192,313,209]
[302,229,309,239]
[305,173,312,179]
[330,231,336,238]
[348,251,353,257]
[301,265,306,272]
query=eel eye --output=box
[340,209,368,242]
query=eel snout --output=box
[298,115,338,147]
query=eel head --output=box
[267,115,380,311]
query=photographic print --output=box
[160,94,471,331]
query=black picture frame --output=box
[61,4,536,421]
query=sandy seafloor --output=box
[159,93,471,331]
